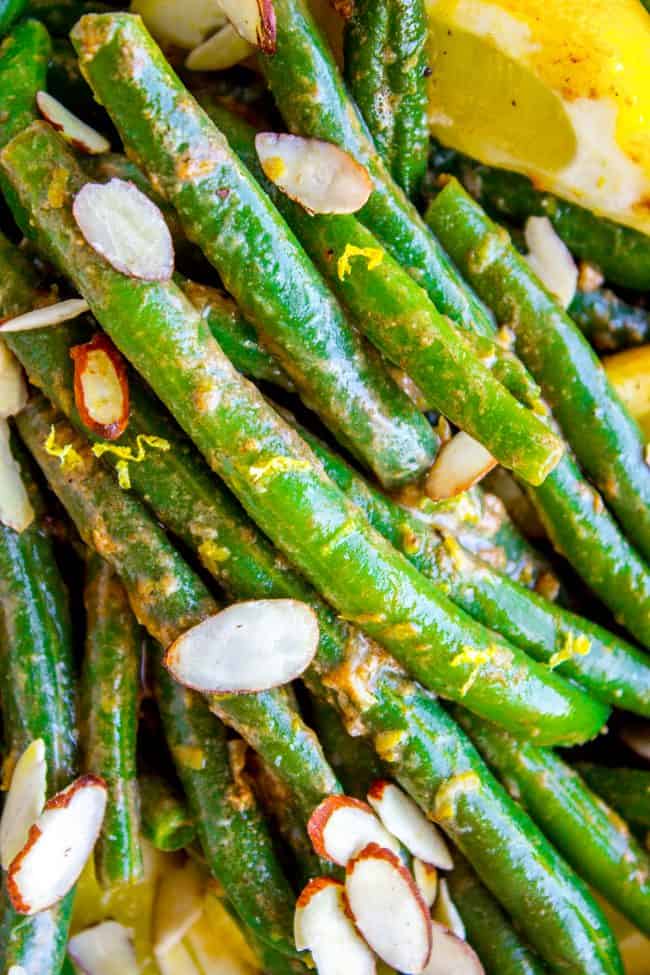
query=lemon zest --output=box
[337,243,384,281]
[451,644,503,696]
[434,771,481,822]
[92,433,170,490]
[44,425,82,472]
[116,460,131,490]
[442,534,464,570]
[248,456,311,486]
[548,632,592,670]
[374,729,405,762]
[199,539,231,565]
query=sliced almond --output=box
[165,599,318,693]
[307,795,401,867]
[71,333,130,441]
[524,216,577,309]
[256,133,372,214]
[0,419,34,534]
[413,859,438,909]
[0,740,47,870]
[425,432,497,501]
[295,877,376,975]
[345,843,432,974]
[36,91,110,155]
[422,921,484,975]
[68,920,138,975]
[0,298,89,333]
[7,774,107,915]
[131,0,226,50]
[154,859,205,955]
[73,180,174,282]
[218,0,275,52]
[185,22,255,70]
[367,781,453,870]
[0,342,28,419]
[432,878,465,940]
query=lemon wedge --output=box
[425,0,650,234]
[604,345,650,439]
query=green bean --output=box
[139,772,196,853]
[344,0,428,197]
[2,118,608,744]
[81,552,143,889]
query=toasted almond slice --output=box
[185,22,255,70]
[0,419,34,533]
[0,342,28,419]
[432,878,465,940]
[308,795,401,867]
[425,432,497,501]
[68,920,138,975]
[165,598,318,693]
[0,298,89,333]
[218,0,275,52]
[367,781,453,870]
[525,216,577,310]
[71,334,130,441]
[256,133,372,214]
[422,921,484,975]
[413,859,439,909]
[0,740,47,870]
[7,774,107,915]
[154,859,205,955]
[131,0,226,50]
[295,877,376,975]
[345,843,432,973]
[154,940,201,975]
[73,180,174,282]
[36,91,110,155]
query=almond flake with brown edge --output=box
[0,298,90,333]
[0,740,47,870]
[73,180,174,282]
[71,333,130,441]
[432,878,465,939]
[423,921,484,975]
[307,795,401,867]
[68,920,138,975]
[0,419,34,534]
[255,133,372,214]
[218,0,276,53]
[345,843,432,973]
[425,432,497,501]
[37,91,111,156]
[0,342,27,419]
[165,599,319,693]
[185,23,255,70]
[294,877,376,975]
[367,781,453,870]
[413,859,438,909]
[7,774,107,915]
[620,721,650,762]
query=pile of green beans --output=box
[0,5,649,975]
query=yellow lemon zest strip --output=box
[199,539,231,565]
[248,456,311,486]
[451,644,503,696]
[44,425,82,472]
[92,434,170,490]
[434,771,481,822]
[337,243,384,281]
[548,633,592,670]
